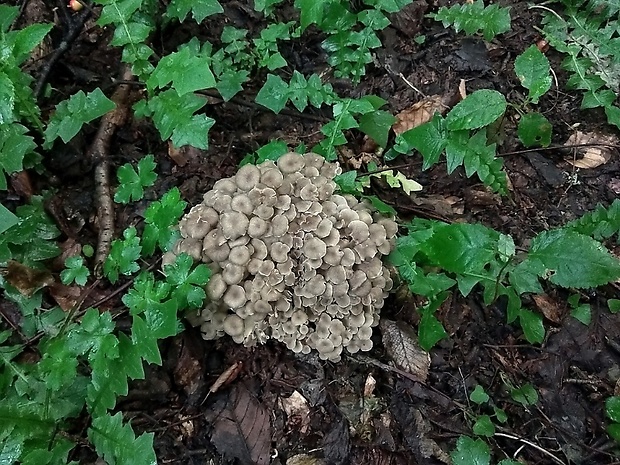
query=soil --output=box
[4,0,620,464]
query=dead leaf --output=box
[287,455,325,465]
[208,362,243,396]
[207,383,271,465]
[380,320,430,381]
[392,95,450,136]
[48,282,82,310]
[280,390,311,435]
[532,294,564,324]
[564,131,618,169]
[2,261,54,297]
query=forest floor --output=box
[7,0,620,463]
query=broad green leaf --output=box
[514,45,552,103]
[472,415,495,437]
[446,89,507,131]
[606,396,620,423]
[148,47,216,95]
[110,21,152,47]
[470,385,489,404]
[608,299,620,314]
[525,229,620,288]
[0,123,37,190]
[11,23,54,65]
[255,140,289,164]
[607,423,620,443]
[0,203,18,234]
[171,114,214,149]
[256,74,290,113]
[44,89,116,146]
[0,6,19,32]
[358,110,396,148]
[60,256,90,286]
[98,0,141,25]
[295,0,332,29]
[398,113,447,169]
[510,383,538,407]
[216,69,249,101]
[142,188,186,256]
[571,304,591,325]
[451,436,490,465]
[519,309,544,344]
[166,0,223,23]
[333,170,359,194]
[517,112,552,147]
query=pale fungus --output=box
[167,152,399,361]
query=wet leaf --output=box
[472,415,495,437]
[518,112,552,147]
[469,385,489,404]
[2,260,54,297]
[514,45,552,103]
[451,436,490,465]
[208,384,271,465]
[445,89,506,131]
[380,320,430,381]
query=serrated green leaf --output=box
[295,0,332,29]
[148,47,216,95]
[514,45,552,103]
[472,415,495,437]
[44,89,116,146]
[517,112,552,147]
[114,155,157,204]
[470,385,489,404]
[519,309,544,344]
[142,188,187,256]
[60,255,90,286]
[98,0,141,26]
[166,0,223,23]
[171,113,214,149]
[110,21,152,47]
[432,0,511,41]
[0,6,19,31]
[446,90,507,131]
[451,436,490,465]
[256,74,290,113]
[0,73,16,125]
[525,229,620,288]
[11,23,54,65]
[216,69,248,101]
[89,413,156,465]
[0,123,37,190]
[103,227,142,284]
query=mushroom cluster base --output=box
[163,153,398,361]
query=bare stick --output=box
[90,64,135,274]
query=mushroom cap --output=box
[223,284,247,309]
[235,164,261,191]
[277,153,306,173]
[220,212,249,240]
[223,314,245,337]
[303,237,327,260]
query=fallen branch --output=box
[89,64,135,274]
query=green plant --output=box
[114,154,157,204]
[606,396,620,442]
[540,0,620,128]
[430,0,511,41]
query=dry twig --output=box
[89,64,135,274]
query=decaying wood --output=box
[89,64,135,274]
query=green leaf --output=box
[524,229,620,288]
[517,112,552,147]
[607,423,620,443]
[0,203,18,234]
[44,89,116,146]
[136,89,210,149]
[255,140,289,164]
[470,385,489,404]
[333,170,360,194]
[0,73,16,125]
[571,304,591,325]
[606,397,620,423]
[114,155,158,204]
[166,0,223,23]
[60,256,91,286]
[493,407,507,423]
[510,383,538,407]
[0,6,19,31]
[164,253,211,309]
[398,113,447,169]
[451,436,490,465]
[472,415,495,437]
[432,0,511,41]
[11,23,54,65]
[0,123,37,190]
[358,110,396,148]
[103,227,142,283]
[89,413,156,465]
[446,89,507,131]
[608,299,620,314]
[256,74,290,113]
[519,309,544,344]
[147,46,216,95]
[363,195,397,215]
[514,45,552,103]
[142,188,187,256]
[295,0,333,29]
[216,69,249,101]
[418,295,448,350]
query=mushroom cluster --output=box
[164,153,398,361]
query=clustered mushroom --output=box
[164,153,398,361]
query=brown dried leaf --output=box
[208,362,243,395]
[207,384,271,465]
[392,95,449,136]
[532,294,564,324]
[280,390,311,434]
[286,455,325,465]
[380,320,430,381]
[2,261,54,297]
[48,282,82,311]
[564,131,618,169]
